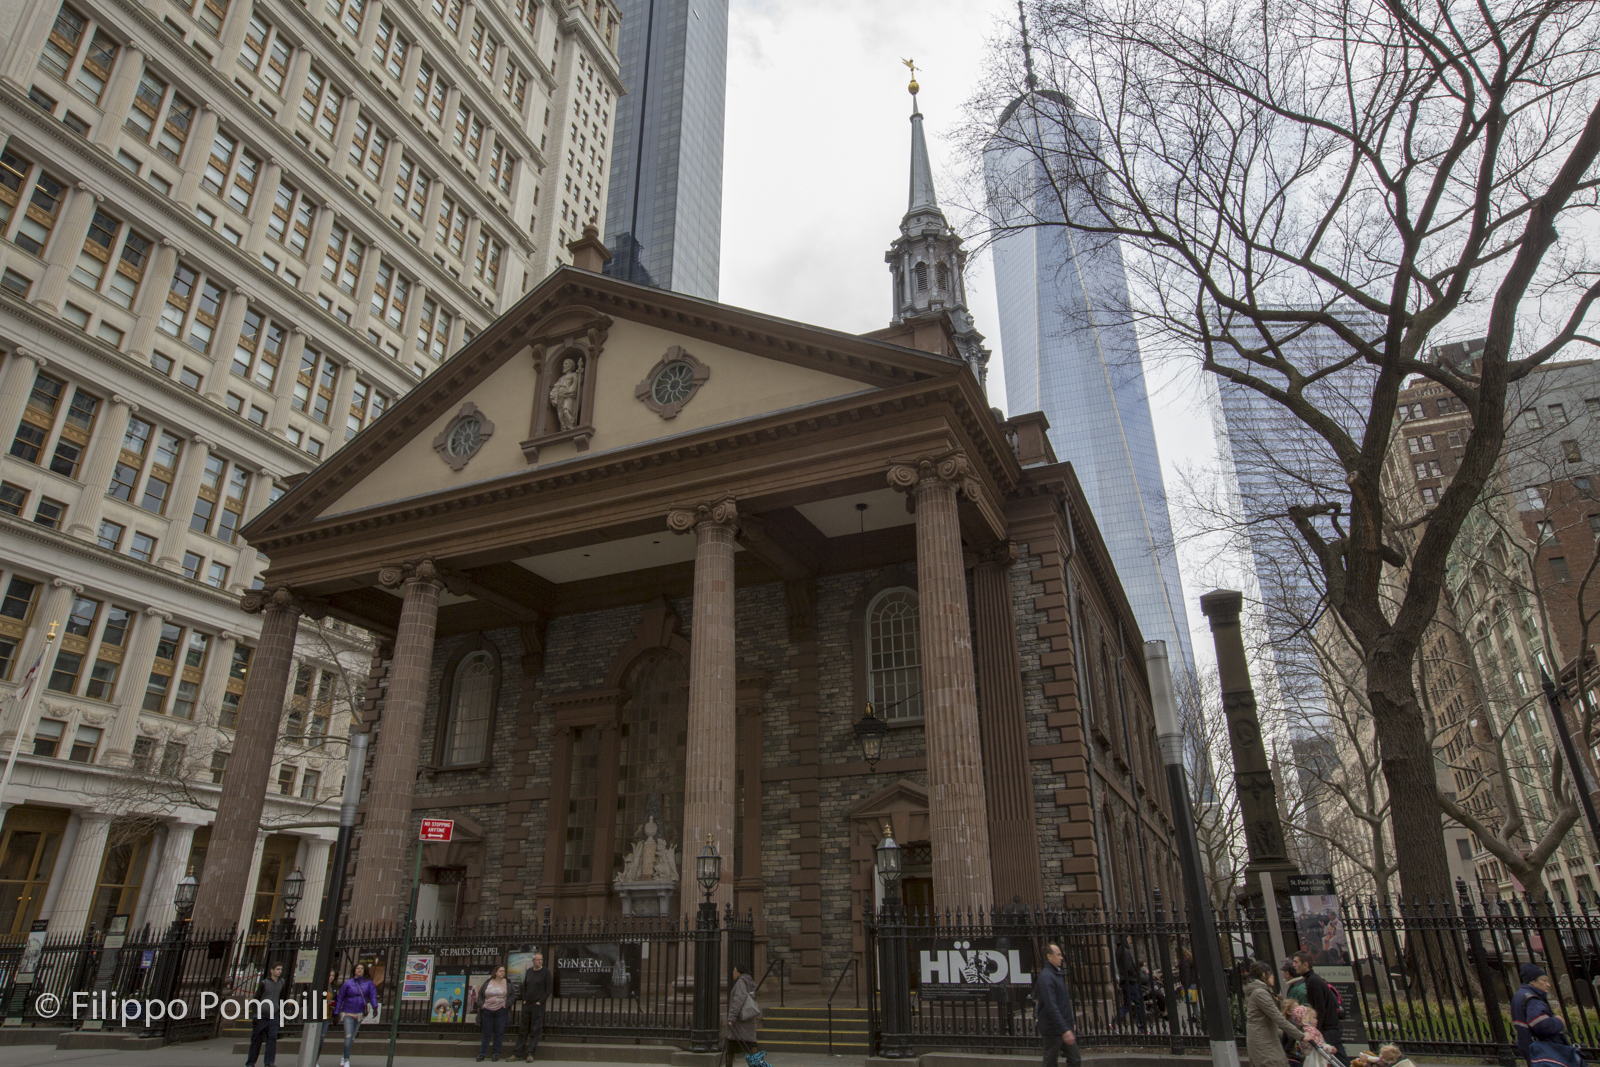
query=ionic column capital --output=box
[666,497,738,534]
[887,451,981,501]
[239,585,323,619]
[11,347,45,367]
[377,559,441,588]
[50,578,85,594]
[109,394,139,412]
[142,606,173,621]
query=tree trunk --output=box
[1367,650,1455,902]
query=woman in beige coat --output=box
[1244,961,1304,1067]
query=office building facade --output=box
[601,0,725,298]
[0,0,618,937]
[983,90,1193,673]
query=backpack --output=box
[1330,982,1346,1022]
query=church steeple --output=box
[886,64,990,383]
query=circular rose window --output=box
[447,416,482,458]
[651,361,696,406]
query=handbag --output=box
[739,992,762,1021]
[1529,1040,1585,1067]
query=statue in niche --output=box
[617,814,678,884]
[549,355,585,431]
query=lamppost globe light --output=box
[876,823,903,894]
[282,866,305,915]
[174,867,198,918]
[696,833,721,901]
[854,703,888,771]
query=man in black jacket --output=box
[1034,943,1078,1067]
[514,952,553,1062]
[1114,935,1147,1028]
[1293,950,1344,1058]
[245,962,288,1067]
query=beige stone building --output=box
[0,0,619,940]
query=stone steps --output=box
[755,1005,871,1054]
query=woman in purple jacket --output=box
[334,963,380,1067]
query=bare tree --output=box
[964,0,1600,899]
[1175,665,1250,911]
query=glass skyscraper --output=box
[984,91,1195,674]
[602,0,728,299]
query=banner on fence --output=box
[15,920,46,983]
[554,943,633,999]
[432,975,465,1022]
[1287,874,1364,1043]
[402,954,435,1001]
[913,937,1035,1000]
[507,950,532,996]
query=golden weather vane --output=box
[902,57,919,95]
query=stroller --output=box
[730,1037,769,1067]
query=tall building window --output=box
[267,179,313,261]
[867,588,922,720]
[139,431,182,513]
[0,150,65,258]
[191,0,229,36]
[47,595,100,693]
[240,14,290,94]
[201,131,261,215]
[233,307,286,388]
[371,261,410,330]
[417,298,453,360]
[38,5,118,106]
[415,63,448,126]
[441,646,497,766]
[327,0,365,36]
[349,114,388,182]
[85,605,131,700]
[298,67,342,144]
[561,726,601,884]
[293,346,339,423]
[372,18,406,80]
[324,223,363,294]
[158,262,228,355]
[125,73,195,164]
[346,378,388,439]
[474,233,501,287]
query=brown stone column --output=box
[973,545,1045,908]
[888,453,995,912]
[668,498,738,913]
[193,588,302,930]
[349,561,442,924]
[1199,589,1298,895]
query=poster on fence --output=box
[507,951,533,997]
[554,943,634,999]
[911,936,1035,1001]
[16,920,46,982]
[1287,873,1365,1044]
[432,975,466,1022]
[402,955,435,1001]
[293,951,317,985]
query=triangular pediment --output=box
[246,268,966,538]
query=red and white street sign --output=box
[419,818,454,842]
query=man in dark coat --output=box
[514,952,553,1062]
[1115,935,1147,1028]
[245,962,288,1067]
[1512,963,1568,1066]
[1293,950,1344,1058]
[1034,942,1078,1067]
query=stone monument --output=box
[613,796,679,916]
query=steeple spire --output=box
[885,63,991,384]
[904,59,939,215]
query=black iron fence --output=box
[0,906,754,1047]
[864,888,1600,1064]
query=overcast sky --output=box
[717,0,1229,667]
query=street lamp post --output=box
[874,824,913,1057]
[274,867,305,975]
[1540,671,1600,859]
[143,869,198,1039]
[691,835,722,1052]
[1145,641,1240,1067]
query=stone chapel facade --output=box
[190,238,1181,986]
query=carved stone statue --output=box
[617,815,678,884]
[549,356,584,431]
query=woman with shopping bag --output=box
[725,963,766,1067]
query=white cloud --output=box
[720,0,1235,665]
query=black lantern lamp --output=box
[876,823,903,900]
[282,867,305,918]
[696,833,721,902]
[174,867,199,920]
[855,703,888,772]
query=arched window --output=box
[868,588,922,720]
[913,262,929,293]
[935,263,949,291]
[443,648,497,766]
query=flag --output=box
[13,652,42,707]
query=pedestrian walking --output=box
[1282,960,1308,1006]
[244,962,288,1067]
[1033,942,1079,1067]
[1293,950,1344,1059]
[1244,961,1304,1067]
[1513,963,1584,1067]
[724,963,762,1067]
[333,963,380,1067]
[478,964,512,1062]
[1115,934,1147,1029]
[514,952,552,1062]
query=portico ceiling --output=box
[514,529,734,583]
[795,489,912,538]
